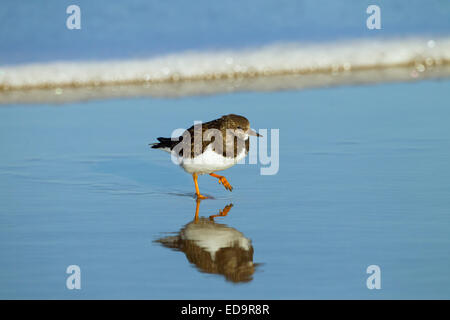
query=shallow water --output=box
[1,80,450,299]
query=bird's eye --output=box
[237,126,242,129]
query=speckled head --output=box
[221,114,261,137]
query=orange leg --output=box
[209,173,233,191]
[192,173,208,199]
[209,203,233,221]
[194,198,201,222]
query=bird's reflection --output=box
[156,199,258,283]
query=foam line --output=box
[1,36,449,104]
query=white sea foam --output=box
[1,36,449,104]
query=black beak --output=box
[248,129,262,137]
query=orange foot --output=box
[210,203,233,221]
[210,173,233,192]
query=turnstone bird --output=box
[150,114,261,199]
[156,201,256,283]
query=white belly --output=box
[181,221,251,261]
[178,144,247,174]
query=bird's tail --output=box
[149,137,179,150]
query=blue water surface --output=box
[0,79,449,299]
[1,0,449,64]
